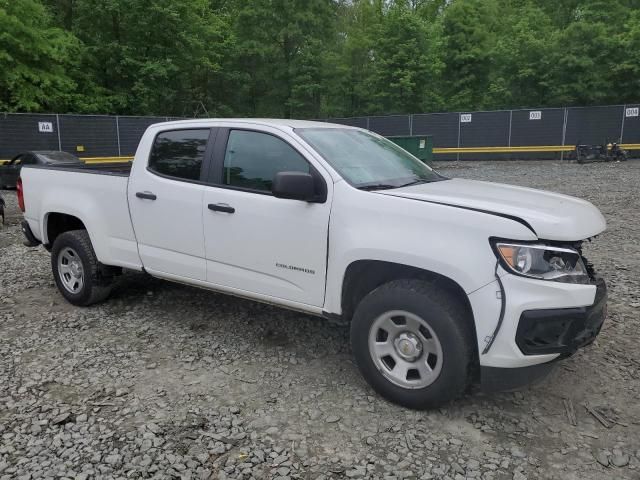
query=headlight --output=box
[492,241,590,284]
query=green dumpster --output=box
[387,135,433,163]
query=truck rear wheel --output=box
[350,279,474,409]
[51,230,113,306]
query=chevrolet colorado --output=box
[18,119,607,408]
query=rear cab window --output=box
[148,129,210,181]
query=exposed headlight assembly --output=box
[492,241,590,284]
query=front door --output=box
[128,128,214,281]
[202,128,331,306]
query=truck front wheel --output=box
[51,230,113,306]
[351,279,474,409]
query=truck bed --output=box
[21,163,141,270]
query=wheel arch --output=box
[44,211,88,247]
[339,260,479,369]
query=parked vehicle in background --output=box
[18,119,608,409]
[575,142,628,164]
[0,151,81,189]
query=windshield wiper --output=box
[357,178,443,191]
[398,179,430,187]
[356,184,398,191]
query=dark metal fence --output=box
[2,105,639,160]
[0,113,184,160]
[326,104,640,160]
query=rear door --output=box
[128,128,215,280]
[201,127,332,306]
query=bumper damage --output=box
[481,276,607,392]
[516,277,607,357]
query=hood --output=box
[378,178,606,241]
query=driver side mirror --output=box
[272,171,316,202]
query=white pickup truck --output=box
[19,119,608,408]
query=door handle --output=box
[208,203,235,214]
[136,191,157,200]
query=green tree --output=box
[59,0,233,115]
[369,3,443,113]
[6,0,640,117]
[439,0,500,110]
[0,0,78,111]
[484,2,556,109]
[613,8,640,104]
[327,0,383,116]
[230,0,338,118]
[545,0,632,106]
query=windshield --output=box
[296,128,444,189]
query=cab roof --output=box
[151,118,357,130]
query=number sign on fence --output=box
[38,122,53,133]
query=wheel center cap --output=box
[70,262,81,277]
[394,332,422,361]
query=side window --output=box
[223,130,310,191]
[149,129,209,181]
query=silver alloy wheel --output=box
[57,247,84,294]
[368,310,443,389]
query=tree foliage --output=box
[0,0,79,111]
[1,0,639,116]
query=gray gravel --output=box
[1,160,639,480]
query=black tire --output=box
[51,230,113,306]
[350,279,475,409]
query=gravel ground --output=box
[1,160,639,480]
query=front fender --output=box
[323,182,537,315]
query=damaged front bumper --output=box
[516,277,607,357]
[469,263,607,392]
[480,276,607,391]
